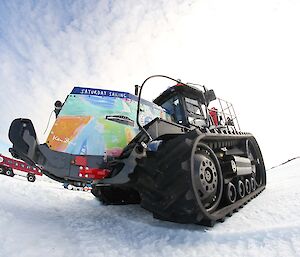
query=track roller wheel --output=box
[226,182,237,203]
[250,177,256,191]
[245,179,251,194]
[237,180,245,198]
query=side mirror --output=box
[54,100,62,118]
[205,89,216,104]
[134,85,139,96]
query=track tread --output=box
[133,130,266,226]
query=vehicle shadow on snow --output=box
[92,197,208,232]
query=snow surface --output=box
[0,159,300,257]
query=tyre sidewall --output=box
[27,174,36,182]
[6,169,14,177]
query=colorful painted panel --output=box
[46,87,170,157]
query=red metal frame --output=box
[0,154,42,176]
[73,156,111,180]
[78,167,110,180]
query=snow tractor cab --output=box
[8,75,266,226]
[154,83,214,128]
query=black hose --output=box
[136,75,188,142]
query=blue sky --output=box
[0,0,299,167]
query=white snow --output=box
[0,159,300,257]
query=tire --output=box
[0,166,5,174]
[5,169,14,177]
[27,174,36,182]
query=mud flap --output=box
[8,118,39,166]
[8,118,73,181]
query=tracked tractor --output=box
[8,75,266,226]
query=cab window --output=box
[185,97,206,127]
[161,96,184,124]
[185,97,203,116]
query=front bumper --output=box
[9,118,110,184]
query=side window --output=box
[185,97,204,117]
[161,96,184,124]
[185,97,206,127]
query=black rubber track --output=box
[133,130,266,226]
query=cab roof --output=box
[154,84,206,105]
